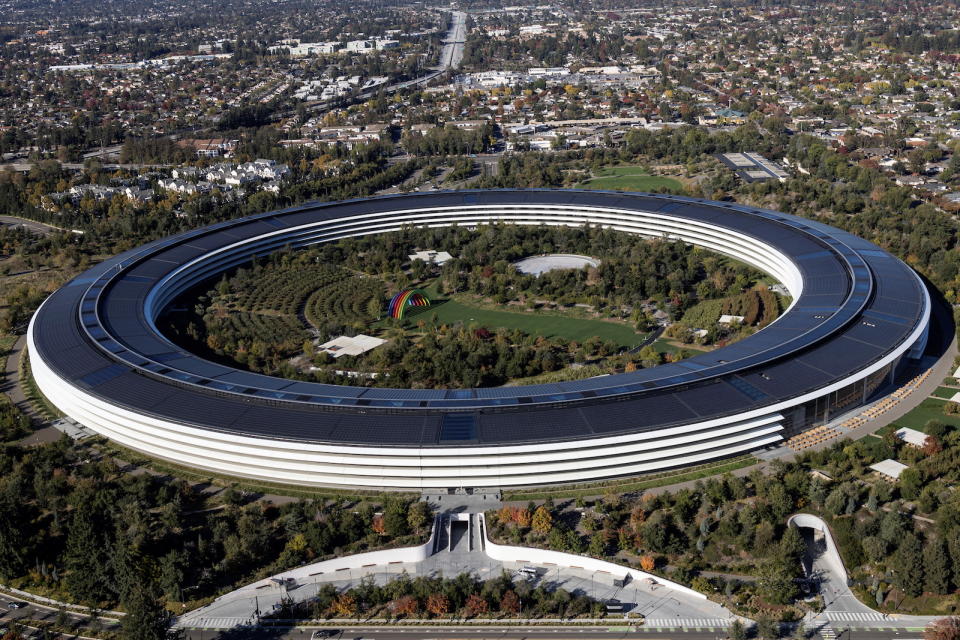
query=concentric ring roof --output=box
[30,190,928,446]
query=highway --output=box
[438,10,467,70]
[292,10,467,119]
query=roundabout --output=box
[27,190,931,489]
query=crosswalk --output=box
[182,617,251,629]
[818,611,889,622]
[643,618,733,627]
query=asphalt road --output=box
[0,596,119,637]
[0,215,61,236]
[179,626,932,640]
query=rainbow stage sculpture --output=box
[387,289,431,319]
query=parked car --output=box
[6,601,25,609]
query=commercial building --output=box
[29,190,930,489]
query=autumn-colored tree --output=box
[514,507,532,528]
[372,514,386,536]
[463,593,489,617]
[532,505,553,534]
[926,617,960,640]
[426,592,450,617]
[497,506,513,525]
[499,590,521,615]
[330,593,357,617]
[390,595,419,617]
[628,505,647,535]
[924,435,944,456]
[639,555,656,572]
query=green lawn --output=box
[931,386,959,399]
[413,298,645,347]
[650,338,707,355]
[576,166,684,193]
[888,397,960,431]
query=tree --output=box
[390,595,418,617]
[463,593,489,617]
[119,579,174,640]
[924,539,951,594]
[382,498,410,537]
[640,555,656,572]
[531,505,553,534]
[407,502,432,534]
[426,592,450,617]
[499,590,521,615]
[756,557,799,605]
[893,534,924,597]
[755,616,780,640]
[330,593,357,617]
[588,531,607,557]
[729,619,746,640]
[64,492,113,606]
[926,617,960,640]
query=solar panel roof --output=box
[31,190,929,446]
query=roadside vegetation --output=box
[487,420,960,618]
[0,435,432,617]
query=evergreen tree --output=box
[63,492,114,605]
[924,539,951,595]
[120,577,175,640]
[893,534,924,597]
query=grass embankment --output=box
[101,439,415,503]
[19,350,64,420]
[502,455,756,501]
[576,166,685,193]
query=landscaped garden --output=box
[161,224,777,389]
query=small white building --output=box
[895,427,929,448]
[318,334,387,358]
[409,250,453,266]
[869,459,909,481]
[719,314,745,325]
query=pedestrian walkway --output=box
[178,513,733,630]
[818,611,887,622]
[643,617,732,628]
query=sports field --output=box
[577,166,684,193]
[410,298,645,347]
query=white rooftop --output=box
[895,427,928,448]
[319,334,387,358]
[869,459,909,480]
[514,253,599,276]
[409,250,453,266]
[719,314,745,324]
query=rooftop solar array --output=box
[31,189,928,447]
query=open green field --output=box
[887,397,960,432]
[411,298,645,347]
[577,166,684,193]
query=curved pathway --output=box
[789,514,943,629]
